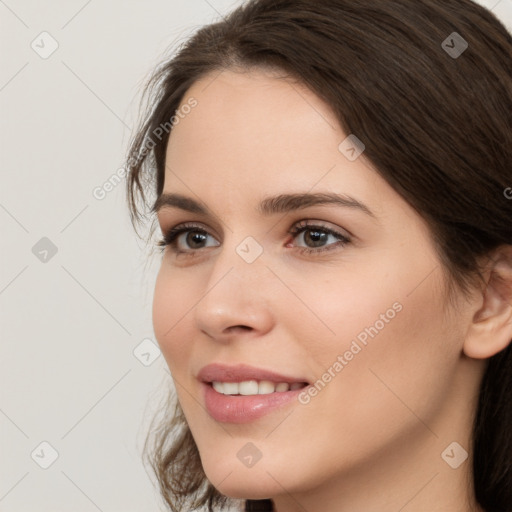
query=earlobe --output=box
[463,245,512,360]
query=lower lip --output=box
[202,382,307,423]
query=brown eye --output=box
[157,223,220,253]
[300,229,330,248]
[182,230,209,249]
[289,221,351,254]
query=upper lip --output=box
[198,363,309,384]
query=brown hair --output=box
[125,1,512,511]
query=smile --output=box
[211,380,307,396]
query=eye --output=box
[287,220,351,254]
[156,220,351,256]
[157,222,219,255]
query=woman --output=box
[125,1,512,511]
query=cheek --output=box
[311,247,449,358]
[293,253,457,419]
[307,264,458,438]
[279,257,406,372]
[152,266,197,372]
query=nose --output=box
[192,246,275,342]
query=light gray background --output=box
[1,1,511,511]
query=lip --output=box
[202,382,308,423]
[197,363,309,384]
[198,363,310,424]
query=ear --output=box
[463,245,512,359]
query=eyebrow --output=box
[153,192,376,219]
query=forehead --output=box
[166,69,367,188]
[162,68,425,235]
[171,69,337,149]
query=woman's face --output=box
[152,69,477,503]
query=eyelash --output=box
[156,220,351,257]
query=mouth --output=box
[207,380,309,396]
[201,380,308,424]
[198,363,311,423]
[198,362,309,387]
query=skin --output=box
[152,68,512,512]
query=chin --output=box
[203,461,284,500]
[213,481,275,501]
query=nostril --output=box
[228,325,252,332]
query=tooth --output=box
[258,380,276,394]
[212,380,303,395]
[212,381,224,393]
[223,382,239,395]
[239,380,259,395]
